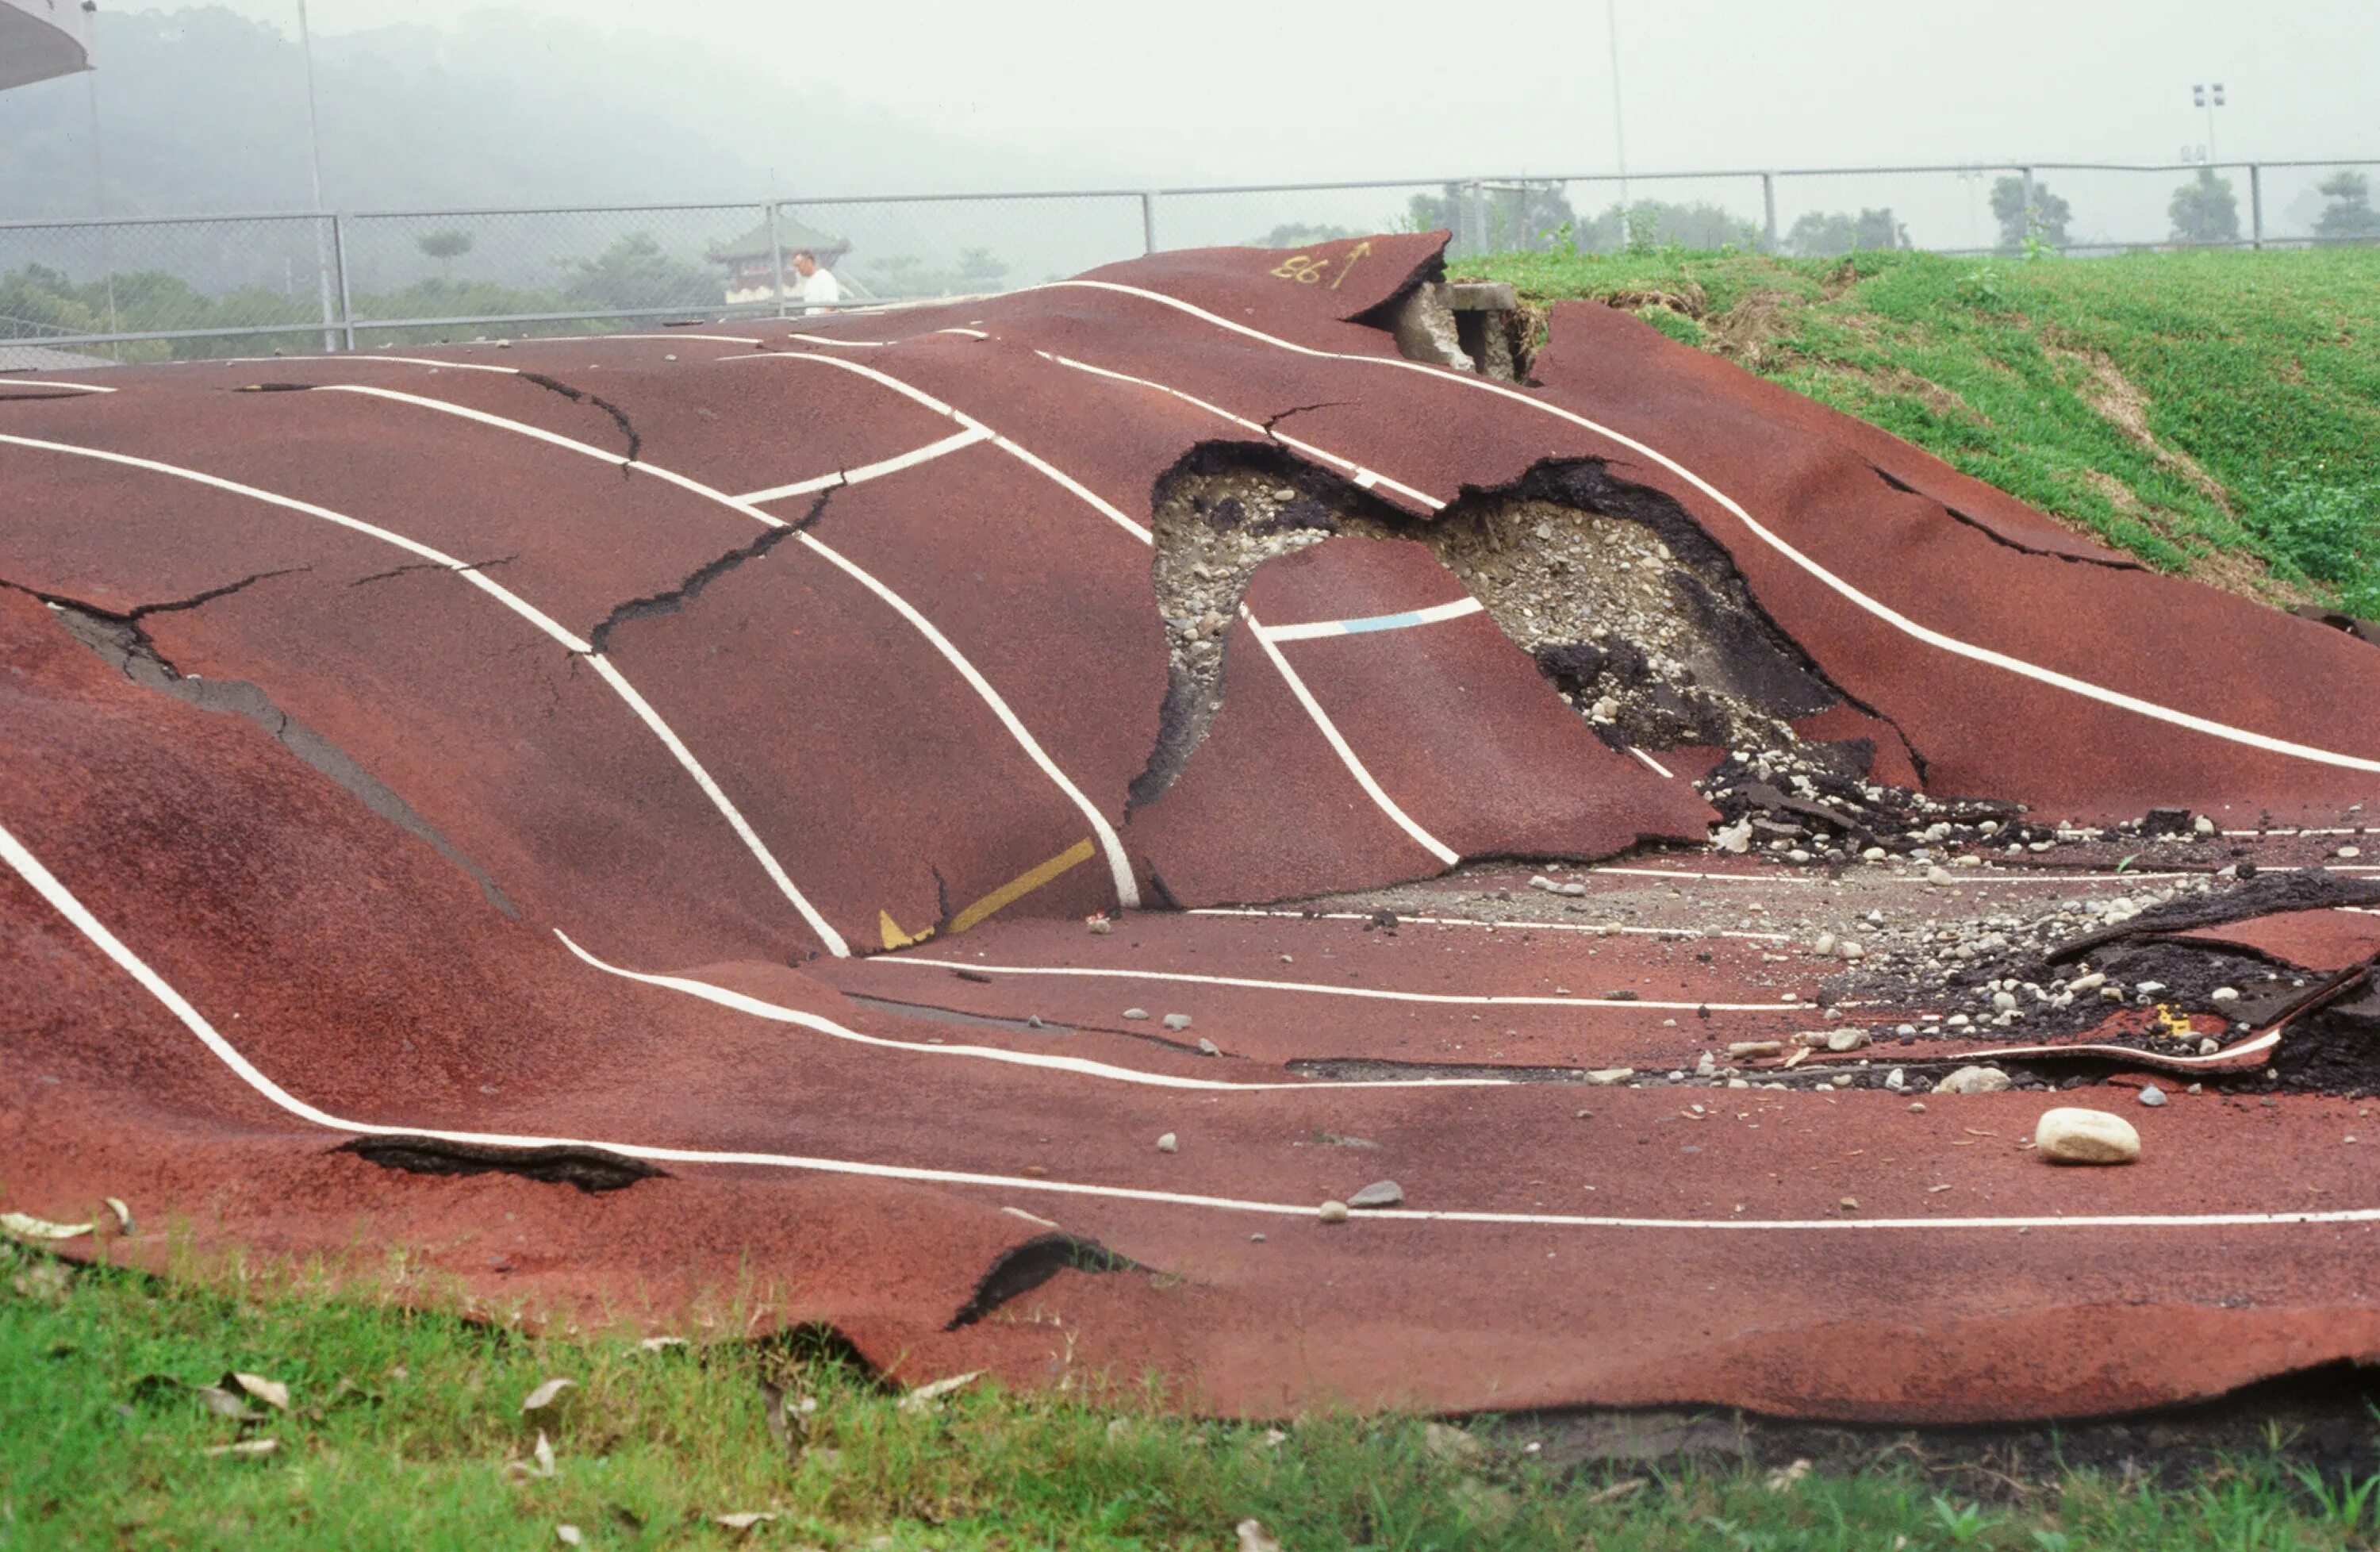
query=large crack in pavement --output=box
[8,570,522,918]
[582,490,829,657]
[516,371,642,468]
[1134,443,1936,810]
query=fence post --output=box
[766,200,789,318]
[2248,163,2263,251]
[1140,192,1157,255]
[1761,172,1778,251]
[313,212,340,353]
[2018,165,2036,236]
[1465,179,1486,255]
[332,211,356,352]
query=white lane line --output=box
[13,812,2380,1235]
[0,378,117,394]
[1256,597,1484,643]
[1629,747,1677,780]
[735,426,990,505]
[1246,610,1461,865]
[1187,905,1788,943]
[224,354,520,375]
[1038,348,1441,512]
[506,332,766,347]
[730,350,1464,870]
[558,931,1505,1092]
[314,382,1139,914]
[0,429,850,958]
[865,954,1800,1011]
[1586,864,2199,886]
[1037,279,2380,777]
[2224,828,2371,839]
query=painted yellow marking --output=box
[879,911,931,951]
[947,838,1097,936]
[1268,254,1330,284]
[1328,240,1372,290]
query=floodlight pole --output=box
[1605,0,1631,245]
[298,1,338,351]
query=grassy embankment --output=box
[10,246,2380,1548]
[10,1239,2380,1549]
[1467,244,2380,619]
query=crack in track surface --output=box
[582,490,829,656]
[349,554,517,589]
[1868,464,2145,572]
[516,371,642,467]
[945,1232,1146,1329]
[8,573,523,918]
[336,1135,666,1193]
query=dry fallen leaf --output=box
[1588,1477,1647,1504]
[226,1372,290,1411]
[555,1525,583,1546]
[1,1211,93,1242]
[896,1370,983,1415]
[104,1198,133,1234]
[203,1438,279,1459]
[520,1377,576,1415]
[635,1336,685,1353]
[505,1431,558,1481]
[1766,1457,1812,1492]
[1236,1519,1285,1552]
[714,1512,779,1531]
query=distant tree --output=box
[868,254,926,294]
[954,248,1009,288]
[2168,168,2241,246]
[1783,207,1909,257]
[559,232,714,312]
[1623,200,1760,251]
[1989,175,2071,252]
[1250,221,1357,248]
[2313,170,2380,242]
[1407,180,1576,252]
[415,229,474,279]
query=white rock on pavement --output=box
[2034,1107,2141,1164]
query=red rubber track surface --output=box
[5,234,2379,1422]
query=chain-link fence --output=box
[6,160,2377,363]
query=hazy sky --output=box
[159,0,2380,186]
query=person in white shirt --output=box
[791,249,840,314]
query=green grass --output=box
[1464,244,2380,618]
[9,1239,2380,1549]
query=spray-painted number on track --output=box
[1268,241,1372,290]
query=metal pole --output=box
[1466,179,1486,254]
[2248,163,2263,251]
[1761,172,1777,250]
[1140,191,1157,255]
[2019,165,2036,250]
[332,211,356,350]
[1605,0,1630,246]
[766,200,788,317]
[297,1,338,351]
[82,69,121,359]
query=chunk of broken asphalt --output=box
[2035,1108,2141,1164]
[1934,1066,2012,1095]
[1348,1180,1404,1209]
[1161,1012,1192,1031]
